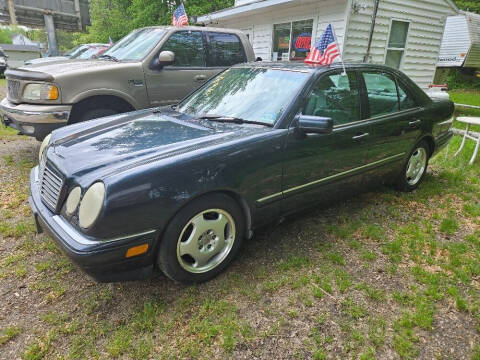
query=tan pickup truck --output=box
[1,26,255,140]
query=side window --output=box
[161,31,206,67]
[206,32,246,67]
[303,72,360,126]
[397,80,418,111]
[362,72,399,117]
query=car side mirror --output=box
[297,115,333,134]
[158,51,175,67]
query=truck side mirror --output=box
[158,51,175,67]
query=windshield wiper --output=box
[197,115,273,127]
[98,54,119,62]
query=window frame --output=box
[158,30,208,70]
[204,31,247,68]
[271,19,314,62]
[395,76,421,112]
[384,19,411,70]
[359,69,420,120]
[300,69,363,128]
[360,70,401,119]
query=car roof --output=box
[232,61,401,74]
[139,25,246,35]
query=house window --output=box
[272,19,313,61]
[385,20,410,69]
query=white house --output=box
[437,11,480,68]
[198,0,459,89]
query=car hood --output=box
[26,56,69,65]
[47,109,270,181]
[13,59,127,80]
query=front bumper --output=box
[29,167,158,282]
[0,98,71,140]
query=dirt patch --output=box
[0,131,479,359]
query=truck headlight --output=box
[39,134,52,162]
[65,187,82,215]
[23,83,59,101]
[78,182,105,229]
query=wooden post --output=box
[7,0,17,25]
[44,11,58,56]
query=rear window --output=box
[206,32,247,67]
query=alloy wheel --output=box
[406,147,427,186]
[176,209,236,274]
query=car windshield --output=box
[76,47,104,59]
[66,45,88,58]
[178,67,309,125]
[101,28,166,61]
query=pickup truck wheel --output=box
[77,108,119,123]
[158,193,245,284]
[395,140,430,192]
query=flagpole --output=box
[331,25,347,76]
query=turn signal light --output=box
[126,244,149,258]
[48,86,59,100]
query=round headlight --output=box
[65,187,82,215]
[39,134,52,162]
[78,182,105,229]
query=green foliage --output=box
[28,29,75,51]
[447,69,480,91]
[0,28,12,44]
[77,0,235,44]
[453,0,480,13]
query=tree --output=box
[453,0,480,13]
[76,0,133,44]
[76,0,235,44]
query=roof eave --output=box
[444,0,460,14]
[197,0,296,23]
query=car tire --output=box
[78,108,119,123]
[157,193,245,284]
[395,140,430,192]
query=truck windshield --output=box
[178,67,310,126]
[102,28,166,61]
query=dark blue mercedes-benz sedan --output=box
[29,62,454,283]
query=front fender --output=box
[86,130,287,240]
[70,88,140,109]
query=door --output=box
[144,30,218,106]
[359,70,423,179]
[282,70,374,213]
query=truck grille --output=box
[40,165,64,212]
[7,80,20,101]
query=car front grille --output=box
[7,80,20,101]
[40,164,64,212]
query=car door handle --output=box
[194,75,207,82]
[352,133,370,141]
[409,120,422,127]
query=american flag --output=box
[172,3,188,27]
[305,24,340,65]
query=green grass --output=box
[1,89,480,359]
[449,89,480,107]
[0,325,21,345]
[439,217,459,235]
[0,125,23,139]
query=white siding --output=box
[201,0,348,62]
[343,0,457,89]
[437,15,470,67]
